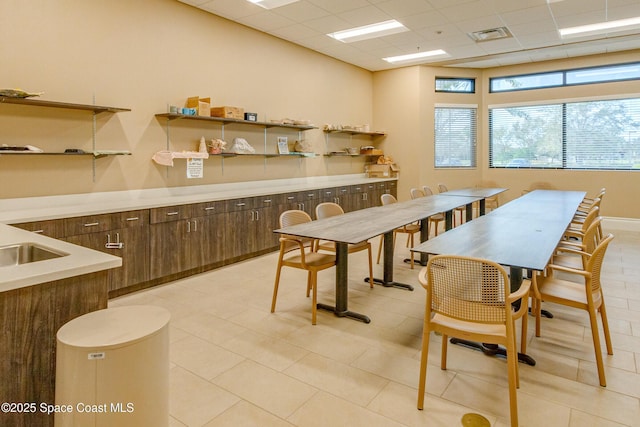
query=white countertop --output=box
[0,174,396,223]
[0,223,122,293]
[0,174,394,292]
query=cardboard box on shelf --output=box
[366,163,399,178]
[210,106,244,120]
[186,96,211,117]
[360,148,384,156]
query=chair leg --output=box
[271,260,284,313]
[506,335,520,427]
[409,233,415,269]
[367,244,374,288]
[417,327,431,410]
[588,307,607,386]
[520,305,529,355]
[311,272,318,325]
[376,235,384,264]
[306,271,312,297]
[599,298,614,355]
[534,296,542,337]
[440,334,448,370]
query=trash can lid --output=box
[57,305,170,349]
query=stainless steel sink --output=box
[0,243,68,267]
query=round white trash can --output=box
[55,305,170,427]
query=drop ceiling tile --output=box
[376,0,434,18]
[508,19,558,37]
[307,0,372,14]
[553,10,607,28]
[476,37,523,54]
[498,5,553,27]
[271,24,321,41]
[335,5,392,27]
[302,14,352,33]
[272,1,330,22]
[399,10,450,31]
[515,30,562,49]
[197,0,261,19]
[547,0,604,17]
[438,0,497,23]
[237,11,296,31]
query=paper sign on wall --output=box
[187,158,204,179]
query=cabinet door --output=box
[224,210,257,260]
[11,219,66,238]
[189,201,224,268]
[149,220,190,279]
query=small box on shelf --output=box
[211,106,244,120]
[186,96,211,117]
[244,112,257,122]
[366,163,399,178]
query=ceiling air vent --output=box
[468,27,513,42]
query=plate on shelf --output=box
[0,89,44,98]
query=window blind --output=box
[434,107,477,168]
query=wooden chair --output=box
[576,188,605,217]
[315,202,373,288]
[532,234,615,386]
[271,210,336,325]
[554,217,603,270]
[377,194,420,269]
[417,255,530,427]
[412,187,444,236]
[436,183,465,225]
[566,205,602,241]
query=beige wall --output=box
[0,0,374,199]
[2,0,639,219]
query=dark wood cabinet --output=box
[12,218,66,239]
[224,195,280,262]
[64,210,150,291]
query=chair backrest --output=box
[585,234,614,297]
[380,193,397,205]
[582,217,603,253]
[279,210,314,251]
[424,255,510,324]
[422,186,434,196]
[437,184,448,193]
[580,205,600,233]
[315,202,344,220]
[410,188,425,199]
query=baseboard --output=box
[602,216,640,232]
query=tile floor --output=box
[110,227,640,426]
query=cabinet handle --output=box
[84,222,99,227]
[204,207,215,211]
[300,202,305,211]
[250,211,255,221]
[126,217,139,221]
[187,221,191,233]
[192,219,197,231]
[166,211,179,216]
[255,210,259,221]
[287,196,295,201]
[33,230,45,234]
[341,189,347,193]
[236,203,246,207]
[307,193,315,199]
[263,199,271,204]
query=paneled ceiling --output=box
[178,0,640,71]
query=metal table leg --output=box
[317,241,370,323]
[367,230,414,291]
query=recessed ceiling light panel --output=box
[328,20,408,43]
[559,16,640,38]
[246,0,299,9]
[383,49,449,64]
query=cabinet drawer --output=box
[225,198,256,212]
[255,194,282,208]
[64,213,115,236]
[117,210,149,228]
[12,219,66,238]
[320,188,337,198]
[190,201,224,217]
[150,205,190,224]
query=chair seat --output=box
[401,223,421,232]
[283,251,336,267]
[432,313,507,341]
[317,240,368,252]
[538,277,602,309]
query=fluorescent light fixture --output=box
[559,16,640,38]
[328,20,408,43]
[246,0,299,9]
[383,49,449,64]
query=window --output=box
[435,77,475,93]
[490,62,640,93]
[435,106,477,168]
[489,98,640,170]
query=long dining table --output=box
[411,189,586,364]
[273,193,483,323]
